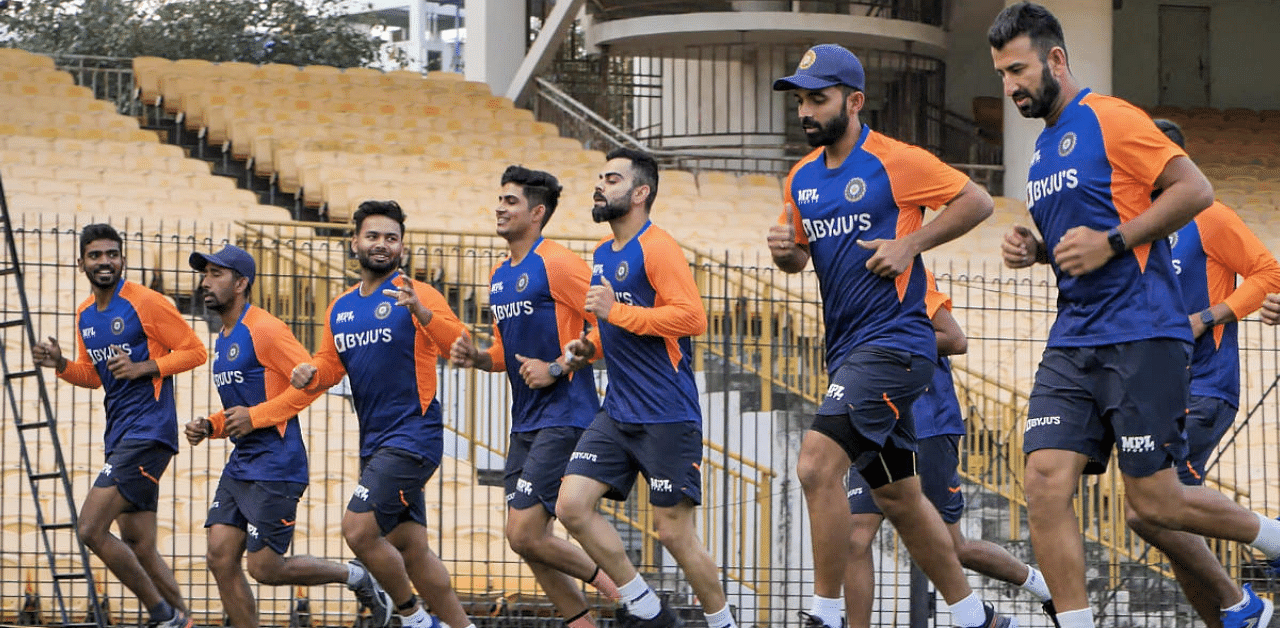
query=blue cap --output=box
[772,44,865,92]
[189,244,255,288]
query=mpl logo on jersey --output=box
[797,189,820,205]
[490,281,504,294]
[82,327,95,339]
[336,311,355,324]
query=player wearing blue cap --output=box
[184,245,394,628]
[768,44,1009,628]
[32,223,207,628]
[991,4,1280,628]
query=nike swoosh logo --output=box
[948,486,961,493]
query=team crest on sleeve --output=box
[614,261,629,282]
[110,317,124,335]
[374,301,392,320]
[844,177,867,203]
[1058,132,1077,157]
[516,273,529,292]
[798,49,817,70]
[226,343,240,362]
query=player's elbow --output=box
[938,333,967,356]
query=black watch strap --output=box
[1200,309,1216,327]
[547,361,564,378]
[1106,227,1128,255]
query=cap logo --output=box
[844,177,867,203]
[374,301,392,320]
[1058,132,1076,157]
[798,49,817,70]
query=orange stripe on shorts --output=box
[882,393,900,421]
[138,466,160,485]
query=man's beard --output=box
[88,265,120,289]
[592,197,629,223]
[803,108,850,147]
[358,250,399,273]
[1015,66,1060,119]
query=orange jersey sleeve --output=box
[484,263,506,372]
[866,137,970,215]
[607,230,707,339]
[545,244,597,350]
[57,299,103,388]
[125,284,207,379]
[1197,202,1280,320]
[1089,93,1188,224]
[404,277,465,355]
[303,290,351,392]
[923,270,952,319]
[243,308,325,431]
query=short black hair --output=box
[1152,118,1186,149]
[604,148,660,211]
[79,223,122,257]
[353,200,406,235]
[988,2,1067,62]
[501,165,562,228]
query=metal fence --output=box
[2,216,1279,627]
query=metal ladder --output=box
[0,175,105,627]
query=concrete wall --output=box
[943,0,1005,121]
[1112,0,1280,110]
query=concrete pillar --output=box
[1001,0,1111,199]
[408,0,426,71]
[464,0,525,94]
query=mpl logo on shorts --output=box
[846,486,863,498]
[1120,434,1156,453]
[247,523,259,539]
[373,301,392,320]
[100,462,113,477]
[353,484,371,501]
[649,478,673,492]
[517,478,533,495]
[825,383,846,401]
[110,317,124,335]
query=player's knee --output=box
[75,521,104,549]
[554,498,588,532]
[505,522,542,558]
[796,446,842,491]
[653,514,694,550]
[207,544,241,575]
[246,555,286,585]
[341,515,378,551]
[1127,491,1184,530]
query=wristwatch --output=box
[547,362,564,378]
[1106,227,1128,255]
[1200,309,1216,328]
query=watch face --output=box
[548,362,564,378]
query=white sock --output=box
[1250,512,1280,558]
[402,608,430,627]
[705,605,736,628]
[949,592,985,628]
[1223,592,1250,612]
[346,562,364,588]
[618,574,661,620]
[1020,566,1052,601]
[807,594,843,627]
[1056,607,1095,628]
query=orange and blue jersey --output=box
[915,274,965,439]
[591,221,706,424]
[61,280,207,456]
[278,272,465,463]
[781,124,970,371]
[204,305,318,485]
[1170,201,1280,407]
[485,238,599,432]
[1026,89,1192,347]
